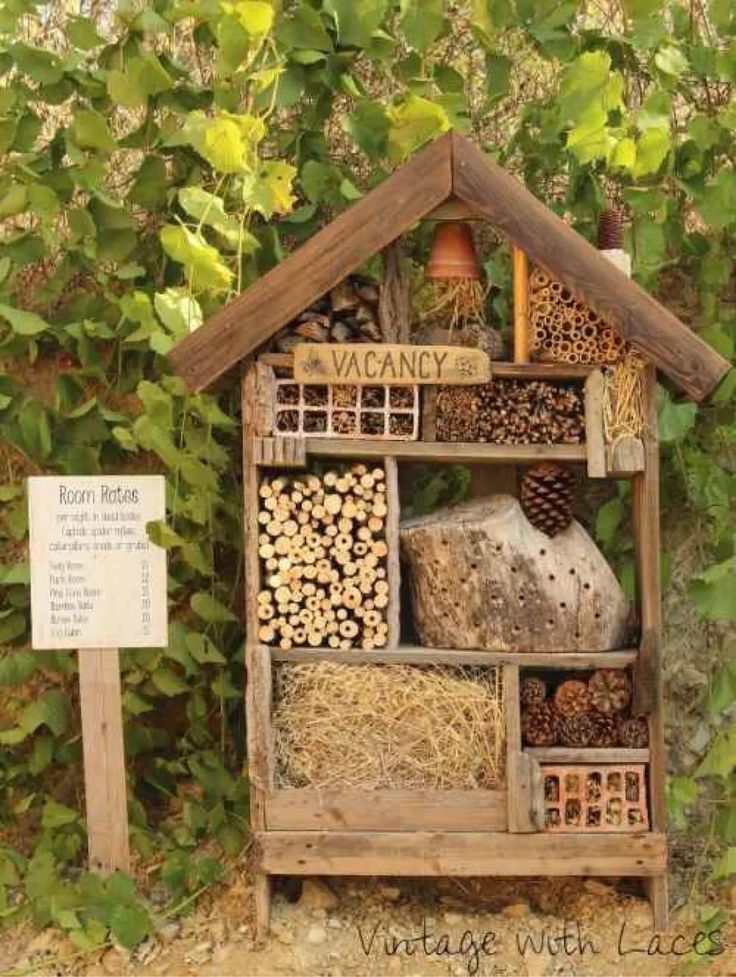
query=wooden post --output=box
[632,364,668,930]
[584,370,606,478]
[379,240,411,343]
[78,649,130,875]
[504,663,535,832]
[512,246,531,364]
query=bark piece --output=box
[400,495,630,653]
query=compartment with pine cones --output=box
[519,670,649,750]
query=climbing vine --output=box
[0,0,734,950]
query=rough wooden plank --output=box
[450,132,729,401]
[254,436,306,468]
[293,344,491,386]
[265,789,508,832]
[298,439,588,464]
[384,457,401,650]
[421,387,438,441]
[259,352,595,380]
[254,361,275,436]
[584,370,607,478]
[245,643,273,795]
[78,649,130,876]
[513,247,531,363]
[169,135,453,390]
[607,436,645,475]
[268,646,638,668]
[258,830,668,877]
[527,747,650,763]
[505,664,535,833]
[379,241,411,343]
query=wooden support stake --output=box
[384,457,401,650]
[584,370,606,478]
[513,247,531,364]
[78,649,129,876]
[504,663,535,832]
[379,240,411,343]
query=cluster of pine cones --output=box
[520,670,649,749]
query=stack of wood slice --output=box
[272,275,381,353]
[256,464,391,650]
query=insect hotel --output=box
[169,133,729,937]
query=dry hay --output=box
[603,352,646,444]
[273,661,505,790]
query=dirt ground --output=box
[2,870,734,977]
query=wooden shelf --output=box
[298,439,587,464]
[266,644,638,668]
[526,747,650,763]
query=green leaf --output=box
[241,159,296,218]
[108,54,173,108]
[17,400,52,463]
[154,289,203,336]
[689,559,736,622]
[324,0,388,47]
[178,187,242,249]
[186,633,227,664]
[655,45,688,76]
[228,0,274,35]
[70,110,117,153]
[696,725,736,779]
[712,846,736,880]
[129,157,168,209]
[190,592,237,623]
[19,690,71,737]
[151,667,190,697]
[0,652,37,686]
[0,184,27,218]
[386,95,450,162]
[160,225,233,293]
[0,303,49,336]
[109,903,152,950]
[632,128,670,178]
[344,101,390,161]
[65,16,104,49]
[11,44,64,85]
[146,520,183,550]
[657,387,697,443]
[0,612,25,643]
[697,170,736,229]
[41,800,79,830]
[182,110,265,173]
[400,0,445,51]
[595,496,625,545]
[277,6,333,50]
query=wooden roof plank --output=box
[450,132,729,401]
[168,133,454,391]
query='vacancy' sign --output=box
[293,343,491,386]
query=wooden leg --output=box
[253,873,272,945]
[78,649,130,876]
[644,875,669,931]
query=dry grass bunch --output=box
[273,661,505,790]
[602,353,646,444]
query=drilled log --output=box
[400,495,630,653]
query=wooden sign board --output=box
[293,344,491,386]
[28,475,167,650]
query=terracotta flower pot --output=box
[426,221,481,280]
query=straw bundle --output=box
[602,353,646,444]
[529,267,627,365]
[273,661,505,790]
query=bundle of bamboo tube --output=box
[256,464,391,651]
[529,268,628,364]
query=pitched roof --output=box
[168,131,729,401]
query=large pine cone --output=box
[520,463,576,536]
[521,702,560,746]
[554,679,592,717]
[589,669,631,714]
[559,713,596,747]
[589,711,618,747]
[618,715,649,749]
[520,677,547,708]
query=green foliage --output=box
[0,0,733,951]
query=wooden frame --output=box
[167,134,732,943]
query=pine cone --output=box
[520,463,576,536]
[589,711,618,747]
[617,715,649,749]
[597,208,624,250]
[521,702,560,746]
[559,713,596,747]
[589,669,631,714]
[520,677,547,708]
[554,679,592,717]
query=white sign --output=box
[28,476,167,649]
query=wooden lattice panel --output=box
[273,379,419,440]
[542,764,649,832]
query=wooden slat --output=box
[378,241,411,343]
[384,457,401,649]
[584,370,606,478]
[450,132,729,401]
[505,663,535,832]
[268,646,639,668]
[295,439,588,464]
[527,747,650,763]
[293,343,491,386]
[265,789,507,832]
[513,247,531,363]
[607,436,645,475]
[254,436,306,468]
[169,135,453,391]
[258,830,668,877]
[78,649,130,876]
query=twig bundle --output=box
[529,268,627,364]
[273,662,505,790]
[257,464,390,651]
[602,353,646,445]
[420,279,488,332]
